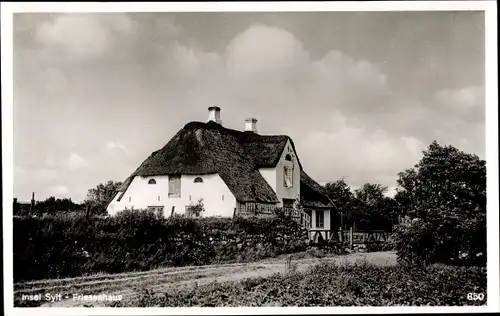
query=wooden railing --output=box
[235,204,311,231]
[236,203,277,217]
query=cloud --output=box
[297,114,426,188]
[66,152,89,170]
[432,86,485,121]
[49,185,69,196]
[160,22,484,187]
[172,43,223,78]
[35,13,134,60]
[106,141,129,154]
[45,154,58,168]
[169,24,390,128]
[34,168,59,182]
[225,24,309,79]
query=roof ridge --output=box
[183,121,291,139]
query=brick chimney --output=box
[245,118,258,133]
[207,106,222,124]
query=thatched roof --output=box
[115,121,331,207]
[300,170,336,209]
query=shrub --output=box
[13,212,308,282]
[391,220,435,267]
[394,142,486,267]
[392,214,486,267]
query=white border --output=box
[2,1,498,315]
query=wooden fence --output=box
[310,227,392,247]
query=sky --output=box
[13,11,485,202]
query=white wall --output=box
[274,139,301,206]
[259,167,276,192]
[107,174,237,217]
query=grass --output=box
[112,260,487,307]
[14,264,266,307]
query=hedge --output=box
[14,210,308,282]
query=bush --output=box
[394,142,487,267]
[13,211,308,282]
[115,261,487,307]
[392,215,486,267]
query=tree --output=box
[324,178,354,230]
[324,180,397,231]
[85,180,123,216]
[351,183,395,231]
[394,141,486,265]
[34,197,83,216]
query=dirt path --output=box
[20,251,396,307]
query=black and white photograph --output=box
[2,1,498,314]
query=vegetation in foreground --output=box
[14,212,309,282]
[113,260,486,307]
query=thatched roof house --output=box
[107,107,336,237]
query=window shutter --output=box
[168,177,174,194]
[284,166,293,187]
[169,175,181,197]
[175,177,180,195]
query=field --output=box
[15,251,396,307]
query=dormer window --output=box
[194,177,203,183]
[148,179,157,184]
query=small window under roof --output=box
[194,177,203,183]
[148,179,157,184]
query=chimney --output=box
[245,118,258,133]
[207,106,222,124]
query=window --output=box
[185,206,195,217]
[194,177,203,183]
[148,179,156,184]
[283,166,293,187]
[237,203,246,214]
[129,196,131,202]
[158,196,161,202]
[222,194,224,201]
[168,175,181,198]
[282,198,295,208]
[185,205,202,218]
[285,154,292,161]
[315,210,324,228]
[148,206,164,218]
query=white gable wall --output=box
[258,139,301,207]
[106,174,236,217]
[276,139,301,206]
